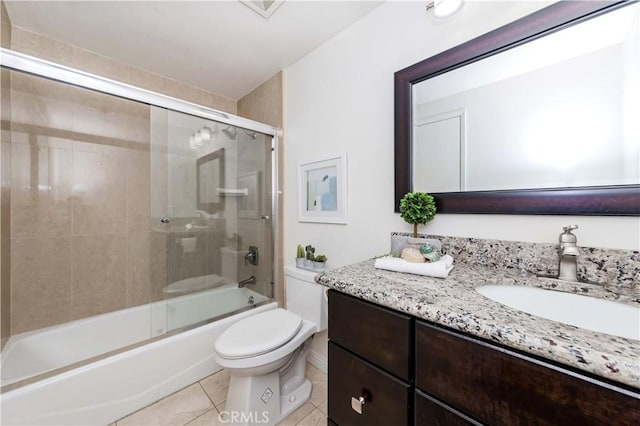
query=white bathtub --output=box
[1,284,275,425]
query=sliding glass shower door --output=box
[1,50,277,390]
[150,107,273,334]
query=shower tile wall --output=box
[8,72,152,333]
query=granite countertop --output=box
[316,260,640,389]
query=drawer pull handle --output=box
[351,396,366,414]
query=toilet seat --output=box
[215,309,303,359]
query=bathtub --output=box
[1,283,275,425]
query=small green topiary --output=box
[296,244,305,258]
[399,192,436,237]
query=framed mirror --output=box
[196,148,225,214]
[394,1,640,215]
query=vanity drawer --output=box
[328,342,411,426]
[415,390,481,426]
[415,321,640,425]
[328,290,412,381]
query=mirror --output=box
[196,148,225,213]
[395,1,640,215]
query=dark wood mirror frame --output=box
[394,0,640,215]
[196,148,225,214]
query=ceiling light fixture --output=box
[189,125,215,150]
[426,0,463,19]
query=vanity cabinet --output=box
[328,289,412,425]
[416,321,640,425]
[327,290,640,425]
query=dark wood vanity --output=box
[327,290,640,425]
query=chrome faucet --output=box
[238,276,256,288]
[244,246,259,266]
[558,225,580,282]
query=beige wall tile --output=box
[11,143,73,238]
[237,72,283,128]
[162,77,236,114]
[161,78,203,105]
[71,234,127,319]
[1,68,10,143]
[117,383,213,426]
[72,47,129,82]
[72,143,127,235]
[205,92,237,115]
[71,89,149,145]
[10,236,72,333]
[127,148,150,232]
[150,229,167,302]
[10,74,75,133]
[127,66,164,93]
[11,26,74,66]
[127,231,151,308]
[1,0,11,49]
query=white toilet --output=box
[214,266,327,425]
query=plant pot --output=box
[303,259,313,268]
[312,261,326,270]
[295,257,305,267]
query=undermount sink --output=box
[476,285,640,341]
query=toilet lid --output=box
[215,309,303,359]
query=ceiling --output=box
[4,0,383,100]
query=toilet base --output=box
[222,340,312,425]
[280,378,312,420]
[224,375,311,426]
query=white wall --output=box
[284,0,640,274]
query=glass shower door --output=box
[150,107,273,334]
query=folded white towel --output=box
[374,255,454,278]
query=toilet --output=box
[214,266,327,425]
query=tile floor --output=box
[114,363,327,426]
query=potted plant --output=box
[296,244,305,267]
[304,245,315,268]
[399,192,436,238]
[313,254,327,270]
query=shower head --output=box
[222,126,237,140]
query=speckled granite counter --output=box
[317,259,640,389]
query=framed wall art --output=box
[297,154,348,224]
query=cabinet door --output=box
[415,390,481,426]
[416,321,640,425]
[328,290,412,381]
[328,342,411,426]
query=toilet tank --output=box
[285,265,328,333]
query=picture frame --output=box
[298,154,348,224]
[238,171,261,219]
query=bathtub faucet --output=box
[238,276,256,288]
